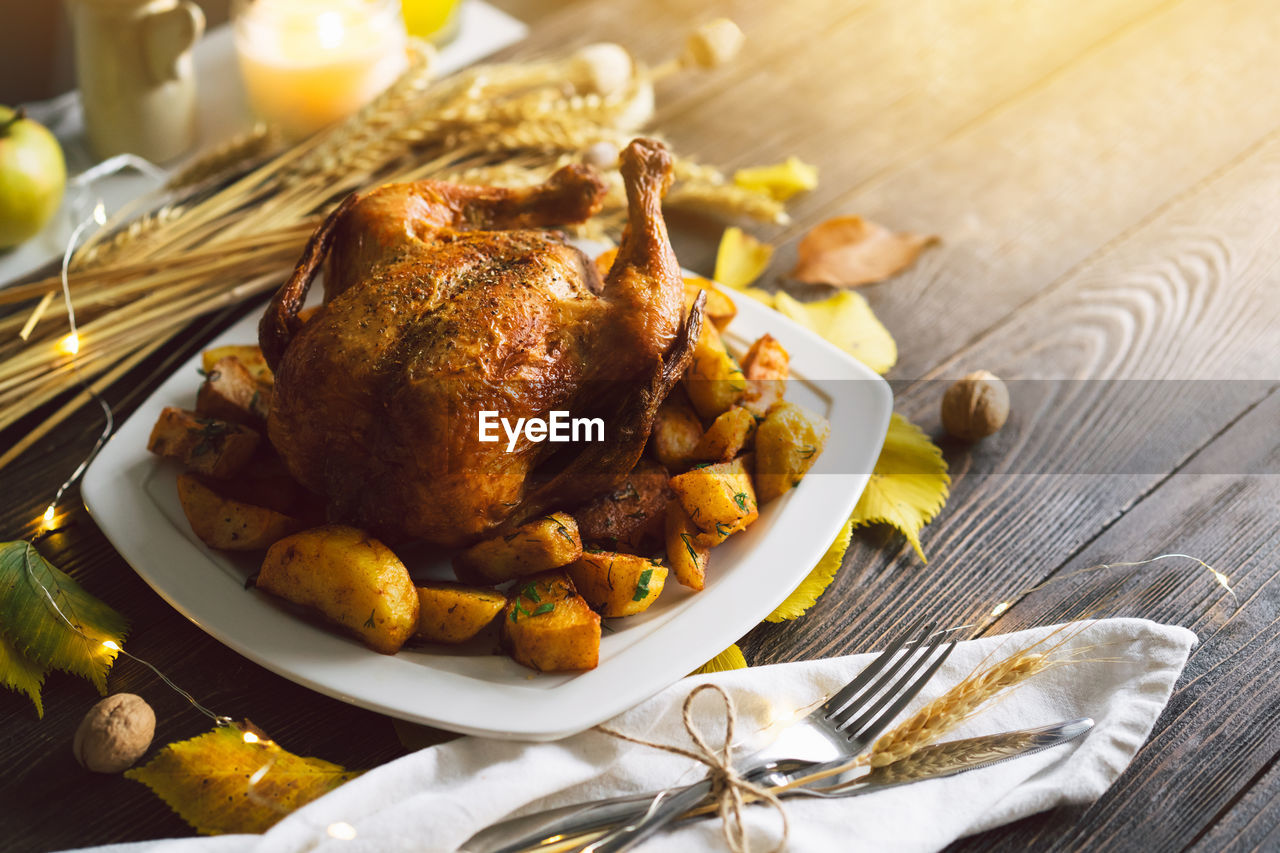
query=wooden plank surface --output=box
[2,0,1279,849]
[947,389,1280,851]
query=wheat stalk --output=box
[166,124,282,191]
[868,650,1051,768]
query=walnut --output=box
[941,370,1009,441]
[73,693,155,773]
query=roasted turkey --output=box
[260,138,702,547]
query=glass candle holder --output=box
[232,0,409,140]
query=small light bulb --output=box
[327,822,358,840]
[102,640,120,651]
[990,601,1012,618]
[41,505,57,529]
[92,201,108,226]
[59,333,80,356]
[242,731,260,744]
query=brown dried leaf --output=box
[791,215,937,287]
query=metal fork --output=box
[459,621,956,853]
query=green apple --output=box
[0,106,67,249]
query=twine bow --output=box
[598,683,788,853]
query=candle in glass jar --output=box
[233,0,409,140]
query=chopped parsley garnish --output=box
[521,583,540,603]
[632,568,654,602]
[733,491,750,511]
[714,521,732,537]
[797,445,816,459]
[191,419,229,456]
[532,602,555,616]
[363,609,376,629]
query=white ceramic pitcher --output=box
[66,0,206,163]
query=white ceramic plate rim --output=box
[82,250,892,741]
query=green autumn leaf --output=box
[765,517,855,622]
[127,724,361,835]
[0,631,47,717]
[0,541,127,696]
[692,643,748,675]
[849,414,950,561]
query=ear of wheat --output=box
[869,649,1051,767]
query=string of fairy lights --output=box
[16,158,315,829]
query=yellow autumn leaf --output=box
[773,291,897,374]
[0,540,127,699]
[740,288,775,307]
[851,414,950,562]
[714,226,773,290]
[733,157,819,201]
[693,644,748,675]
[765,517,854,622]
[0,632,45,718]
[127,724,361,835]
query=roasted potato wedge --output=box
[147,407,259,478]
[196,356,272,425]
[454,512,583,584]
[684,322,746,421]
[202,345,272,385]
[683,276,737,332]
[574,460,671,552]
[567,551,668,617]
[691,407,757,462]
[501,571,600,671]
[670,456,759,546]
[664,501,710,590]
[739,334,790,418]
[649,388,704,472]
[414,582,507,644]
[177,473,302,550]
[259,525,419,655]
[754,402,831,502]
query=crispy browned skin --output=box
[260,139,702,546]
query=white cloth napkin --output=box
[67,618,1194,853]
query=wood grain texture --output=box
[946,389,1280,852]
[1188,759,1280,853]
[3,0,1280,848]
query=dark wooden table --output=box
[4,0,1279,850]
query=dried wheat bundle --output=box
[0,19,786,469]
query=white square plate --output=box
[82,250,892,741]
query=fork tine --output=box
[843,639,957,749]
[821,619,930,718]
[825,620,937,724]
[828,622,941,730]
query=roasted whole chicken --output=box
[260,138,702,547]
